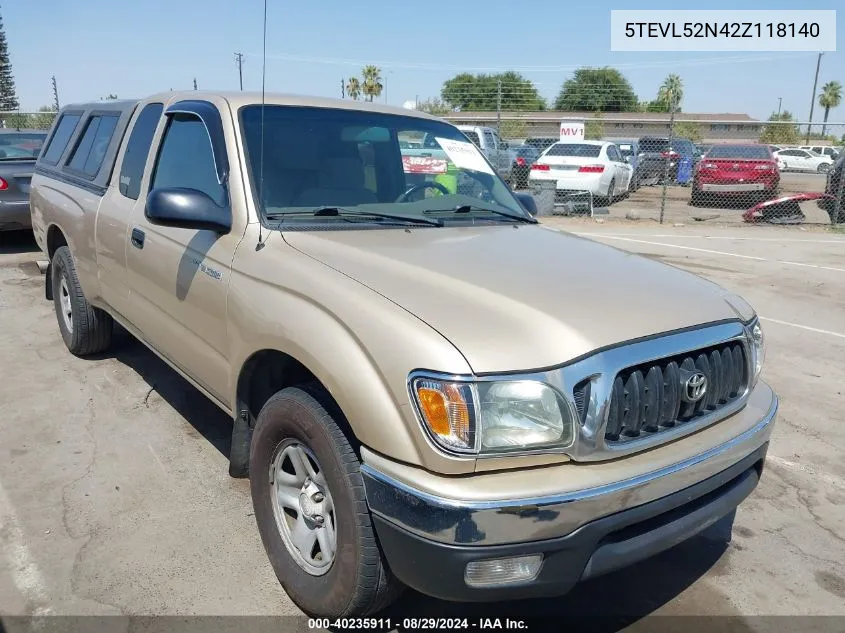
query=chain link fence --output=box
[438,106,844,227]
[0,111,58,130]
[384,76,845,228]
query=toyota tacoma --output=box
[29,92,777,618]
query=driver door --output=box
[125,100,240,402]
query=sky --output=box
[4,0,844,122]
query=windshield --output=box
[639,138,670,153]
[461,130,481,147]
[706,145,771,159]
[513,146,539,159]
[545,143,602,158]
[239,106,528,225]
[0,132,47,159]
[616,143,634,158]
[525,137,557,150]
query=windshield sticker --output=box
[434,138,494,175]
[402,155,448,175]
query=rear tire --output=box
[598,179,615,207]
[250,385,402,618]
[818,163,831,174]
[51,246,113,356]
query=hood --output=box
[283,225,752,373]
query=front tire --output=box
[250,385,401,618]
[51,245,113,356]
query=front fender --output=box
[227,238,477,475]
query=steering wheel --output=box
[395,181,451,202]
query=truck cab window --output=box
[67,114,119,178]
[119,103,163,200]
[151,113,226,207]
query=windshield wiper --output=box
[424,204,537,224]
[266,206,443,227]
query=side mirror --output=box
[145,187,231,233]
[514,192,538,216]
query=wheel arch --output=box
[44,223,69,301]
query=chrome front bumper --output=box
[362,386,777,547]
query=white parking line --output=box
[767,455,845,490]
[760,317,845,340]
[576,233,845,244]
[579,235,845,273]
[0,478,53,616]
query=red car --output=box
[691,144,779,206]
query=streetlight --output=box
[777,97,782,116]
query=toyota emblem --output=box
[683,372,708,403]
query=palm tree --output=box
[361,65,383,102]
[346,77,361,101]
[657,74,683,112]
[819,81,842,137]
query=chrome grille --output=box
[604,342,748,443]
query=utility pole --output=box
[341,78,345,99]
[496,79,502,133]
[193,78,198,91]
[51,75,60,110]
[806,52,823,143]
[777,97,782,116]
[234,52,244,91]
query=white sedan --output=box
[773,148,834,173]
[527,141,633,206]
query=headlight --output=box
[747,318,766,386]
[411,376,574,455]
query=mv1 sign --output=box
[560,119,585,141]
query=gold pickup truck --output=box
[30,92,777,618]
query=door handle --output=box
[130,228,145,249]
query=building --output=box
[442,111,763,144]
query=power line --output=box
[242,51,815,73]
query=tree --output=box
[554,67,638,112]
[819,81,842,137]
[416,97,450,116]
[759,111,800,144]
[361,65,383,102]
[346,77,361,101]
[585,115,604,140]
[100,93,118,101]
[31,105,57,129]
[673,121,702,143]
[657,74,683,112]
[441,72,545,111]
[0,13,18,111]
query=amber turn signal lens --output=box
[414,381,473,450]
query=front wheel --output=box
[250,385,402,618]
